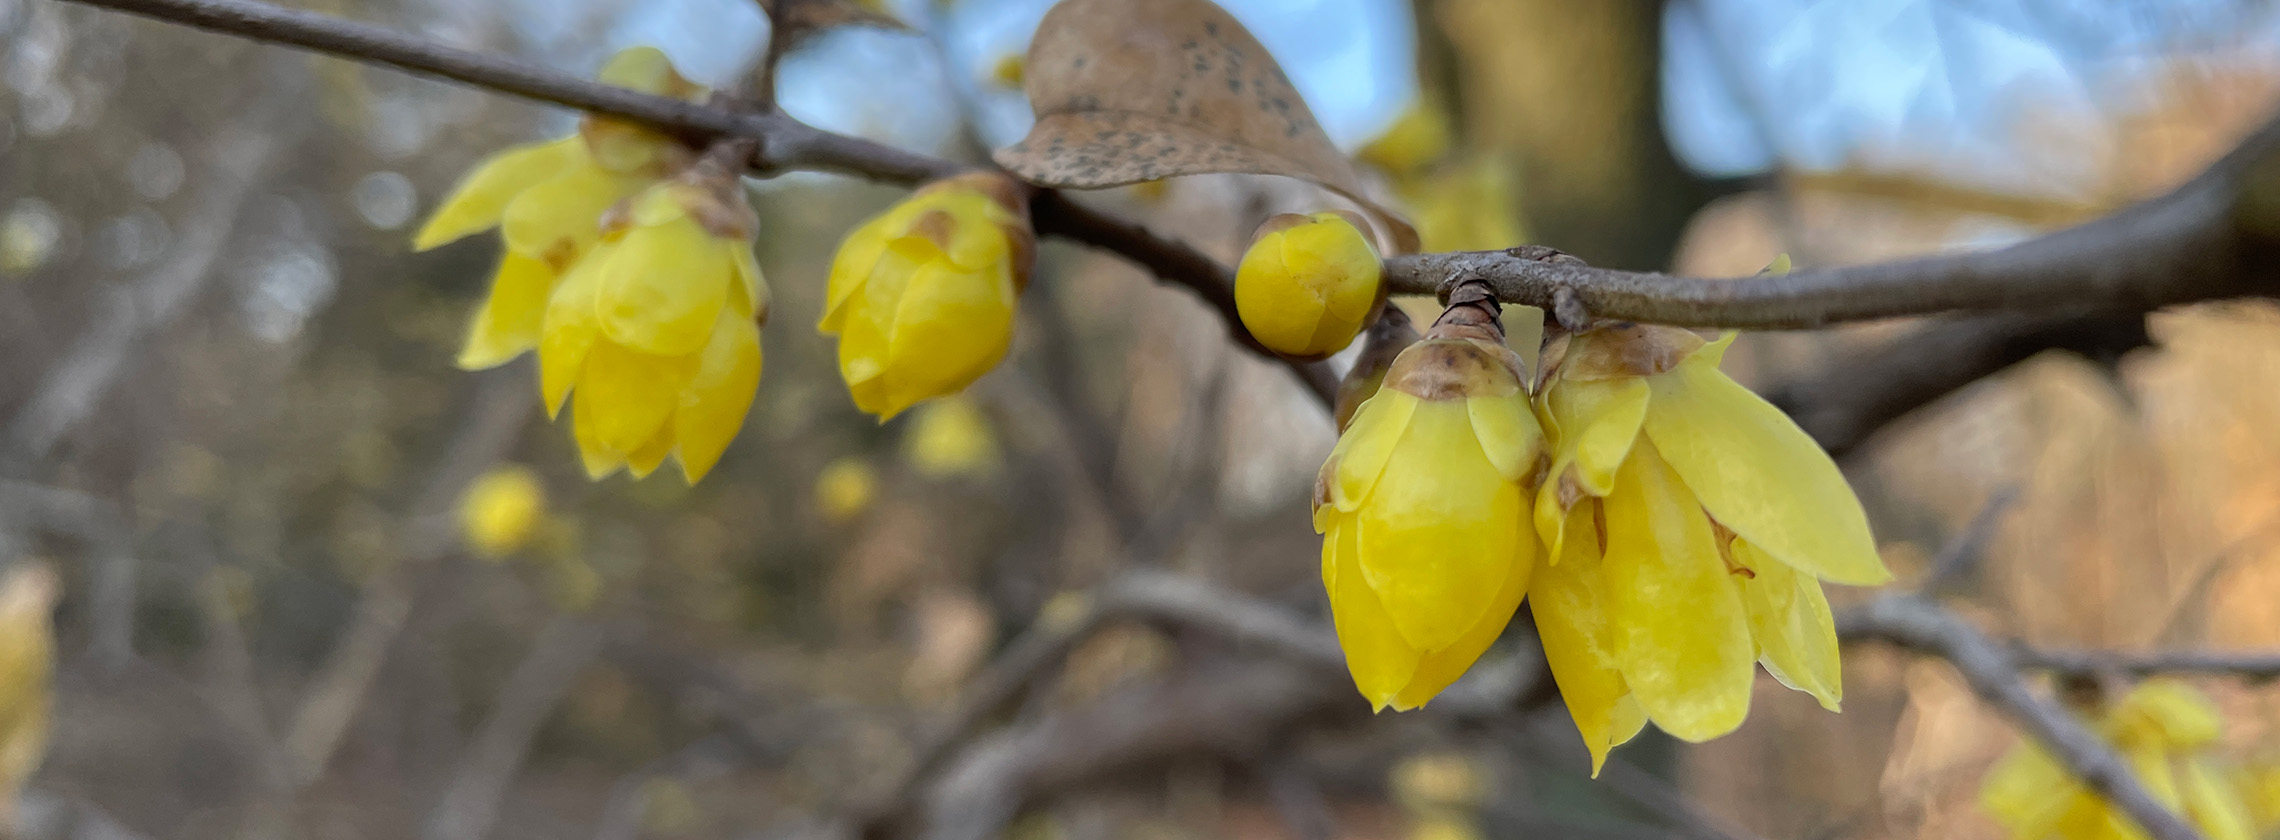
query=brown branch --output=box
[1837,596,2203,840]
[58,0,1334,406]
[1384,111,2280,328]
[1769,314,2152,458]
[2007,648,2280,680]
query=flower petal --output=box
[1356,399,1524,653]
[1319,390,1419,527]
[674,308,763,484]
[1535,376,1648,559]
[1323,516,1420,711]
[1641,347,1890,586]
[577,341,692,456]
[457,252,557,370]
[1734,539,1842,711]
[873,256,1018,419]
[1979,742,2078,837]
[1466,390,1542,484]
[2185,758,2257,840]
[1601,441,1755,742]
[538,247,610,418]
[597,218,732,357]
[414,138,581,251]
[626,424,674,479]
[501,164,640,268]
[1530,503,1632,775]
[1394,525,1532,711]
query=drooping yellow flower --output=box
[0,563,56,825]
[412,46,706,371]
[1313,290,1542,711]
[820,173,1034,420]
[1235,211,1384,360]
[1358,101,1453,178]
[1530,324,1888,773]
[903,395,1001,479]
[459,464,547,559]
[1982,679,2253,840]
[541,161,767,483]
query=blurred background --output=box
[6,0,2280,838]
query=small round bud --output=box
[1234,211,1384,360]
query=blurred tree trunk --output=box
[1418,0,1727,270]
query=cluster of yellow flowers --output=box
[1236,216,1886,771]
[418,48,1034,485]
[1982,679,2255,840]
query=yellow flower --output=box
[1982,679,2253,840]
[1235,211,1384,359]
[1358,101,1453,178]
[1312,295,1542,711]
[0,563,56,824]
[412,46,705,371]
[821,173,1034,420]
[541,164,768,483]
[1529,324,1888,773]
[903,395,1001,479]
[1409,154,1526,253]
[459,465,546,559]
[817,457,880,522]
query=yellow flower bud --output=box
[1313,297,1542,712]
[541,166,768,484]
[413,46,706,371]
[816,457,880,522]
[1235,211,1384,359]
[820,173,1034,420]
[902,395,1001,479]
[1529,324,1888,773]
[1982,679,2254,840]
[459,465,546,559]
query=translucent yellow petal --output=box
[2126,743,2185,811]
[1356,399,1525,653]
[1548,377,1649,498]
[1529,504,1631,775]
[1534,377,1648,561]
[1601,442,1755,742]
[414,138,581,251]
[501,164,640,267]
[1980,742,2079,837]
[2184,758,2256,840]
[625,424,674,479]
[457,253,556,370]
[1641,350,1890,586]
[1321,390,1420,523]
[1733,539,1842,711]
[1608,694,1649,747]
[570,391,624,480]
[1466,391,1542,484]
[731,237,768,322]
[1323,516,1421,711]
[872,258,1018,419]
[838,239,928,415]
[2112,679,2224,750]
[820,216,893,334]
[596,219,732,357]
[1393,527,1533,711]
[538,248,610,418]
[674,309,762,484]
[576,341,692,456]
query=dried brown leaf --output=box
[996,0,1420,252]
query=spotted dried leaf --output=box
[997,0,1418,252]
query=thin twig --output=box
[57,0,1335,406]
[1913,487,2019,594]
[2008,647,2280,680]
[1838,596,2203,840]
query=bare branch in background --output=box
[1838,595,2203,840]
[423,617,605,840]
